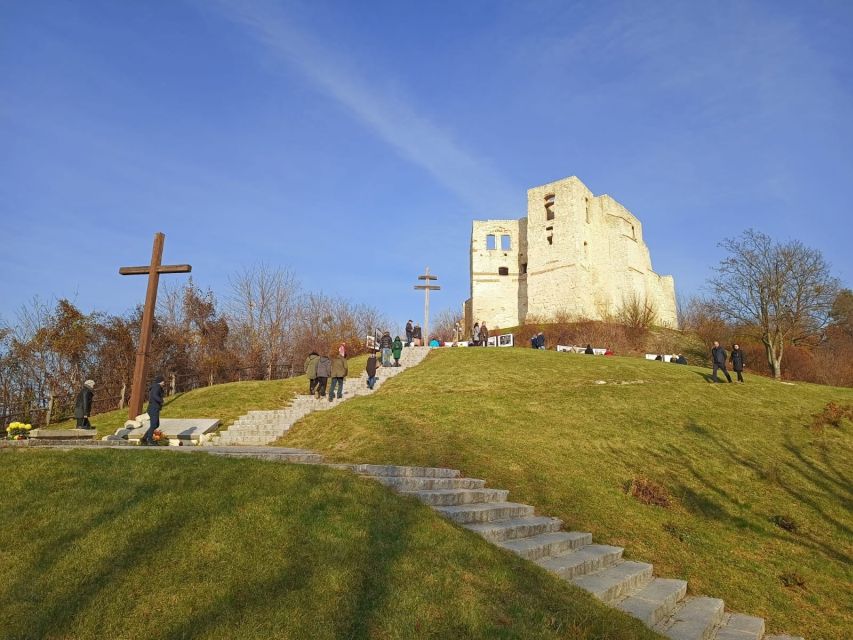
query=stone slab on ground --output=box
[127,418,220,443]
[29,429,99,440]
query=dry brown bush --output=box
[628,476,671,508]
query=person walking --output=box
[366,351,378,389]
[304,351,320,395]
[141,375,166,445]
[472,322,480,346]
[315,354,331,399]
[405,320,414,347]
[379,331,393,366]
[392,335,403,366]
[480,323,489,347]
[711,341,732,383]
[328,351,348,401]
[731,344,745,383]
[74,379,95,429]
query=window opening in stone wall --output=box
[521,263,527,274]
[498,267,509,276]
[585,198,590,224]
[631,225,636,239]
[486,234,496,250]
[501,234,511,251]
[546,226,554,245]
[545,194,555,221]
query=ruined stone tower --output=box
[463,176,677,331]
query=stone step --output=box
[374,476,486,491]
[464,516,564,543]
[616,578,688,627]
[655,597,725,640]
[496,530,592,561]
[435,502,535,525]
[226,427,291,436]
[763,636,804,640]
[402,488,509,506]
[536,544,623,580]
[713,613,765,640]
[352,464,461,478]
[572,560,655,604]
[208,451,323,464]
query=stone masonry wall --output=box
[464,176,677,332]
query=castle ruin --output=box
[463,176,677,331]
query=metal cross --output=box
[119,232,191,419]
[414,266,440,345]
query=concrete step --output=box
[435,502,535,525]
[374,476,486,491]
[353,464,461,478]
[496,530,591,561]
[763,636,804,640]
[572,560,654,604]
[536,544,623,580]
[655,597,725,640]
[208,451,323,464]
[463,516,563,543]
[713,613,765,640]
[616,577,688,626]
[403,488,509,506]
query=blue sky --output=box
[2,0,852,331]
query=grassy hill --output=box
[0,448,657,640]
[280,348,853,640]
[49,355,370,437]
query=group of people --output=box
[710,341,746,383]
[73,375,166,446]
[404,320,423,347]
[304,344,350,402]
[471,322,490,346]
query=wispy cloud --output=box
[204,0,515,211]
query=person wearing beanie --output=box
[74,379,95,429]
[141,375,166,446]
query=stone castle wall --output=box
[464,176,677,332]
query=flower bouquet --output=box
[6,422,32,440]
[151,429,168,445]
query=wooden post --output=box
[170,373,176,396]
[45,393,54,426]
[118,381,127,409]
[415,267,440,346]
[119,233,191,419]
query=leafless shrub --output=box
[628,476,671,508]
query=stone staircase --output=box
[343,463,805,640]
[205,346,430,446]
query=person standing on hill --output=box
[405,320,414,347]
[74,379,95,429]
[304,351,320,395]
[585,344,594,355]
[731,344,745,383]
[141,375,166,445]
[379,331,393,366]
[366,351,378,389]
[392,336,403,366]
[711,341,732,383]
[315,355,331,399]
[481,323,489,347]
[472,322,480,346]
[328,351,348,401]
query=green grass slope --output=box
[280,348,853,640]
[0,449,658,640]
[50,355,370,437]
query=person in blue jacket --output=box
[141,375,166,445]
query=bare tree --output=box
[617,293,658,332]
[433,308,463,341]
[708,229,839,379]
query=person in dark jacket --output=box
[328,352,348,401]
[141,375,166,445]
[730,344,745,383]
[304,351,320,395]
[674,354,688,365]
[379,331,393,366]
[74,379,95,428]
[412,324,423,346]
[366,352,378,389]
[392,336,403,366]
[585,344,595,355]
[472,323,480,346]
[480,323,489,347]
[405,320,414,347]
[711,341,732,383]
[315,355,331,398]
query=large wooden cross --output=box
[119,232,191,420]
[414,266,440,345]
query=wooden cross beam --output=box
[119,232,191,420]
[414,266,440,345]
